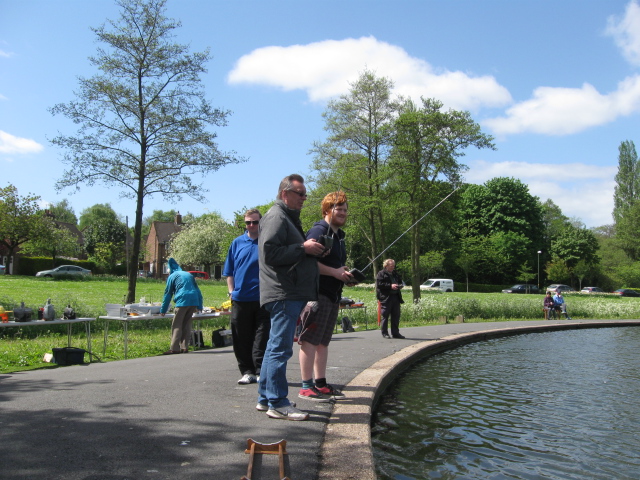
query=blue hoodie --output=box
[160,258,204,314]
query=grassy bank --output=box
[2,276,640,374]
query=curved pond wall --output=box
[317,321,640,480]
[372,327,640,479]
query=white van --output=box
[420,278,454,292]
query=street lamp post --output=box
[537,251,542,289]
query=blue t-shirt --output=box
[223,233,260,302]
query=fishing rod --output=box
[349,186,460,282]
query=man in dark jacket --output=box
[376,258,405,339]
[256,173,325,421]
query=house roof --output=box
[151,221,183,244]
[56,221,83,244]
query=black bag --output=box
[212,328,232,348]
[341,316,355,333]
[52,347,86,365]
[190,330,204,348]
[14,302,32,322]
[63,305,76,320]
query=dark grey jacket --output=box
[258,200,319,306]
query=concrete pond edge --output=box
[316,320,640,480]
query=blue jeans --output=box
[257,300,306,408]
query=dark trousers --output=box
[230,300,271,376]
[380,295,401,337]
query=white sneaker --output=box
[238,374,257,385]
[266,404,309,421]
[256,401,295,412]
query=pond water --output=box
[372,327,640,480]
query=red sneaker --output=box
[316,384,346,399]
[298,386,332,402]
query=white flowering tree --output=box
[168,213,233,272]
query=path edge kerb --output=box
[317,320,640,480]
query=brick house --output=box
[145,213,184,279]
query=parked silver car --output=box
[35,265,91,278]
[545,284,575,294]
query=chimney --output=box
[175,212,182,225]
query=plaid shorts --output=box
[298,294,339,346]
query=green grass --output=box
[2,276,640,374]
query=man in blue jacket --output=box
[553,290,571,320]
[160,258,203,354]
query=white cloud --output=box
[0,49,13,58]
[465,160,616,227]
[0,130,44,154]
[606,0,640,67]
[228,36,512,110]
[482,75,640,136]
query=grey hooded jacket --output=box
[258,200,319,306]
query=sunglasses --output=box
[245,220,260,225]
[287,189,307,198]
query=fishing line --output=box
[349,186,460,281]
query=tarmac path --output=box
[2,319,638,479]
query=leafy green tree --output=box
[49,0,243,303]
[0,185,44,272]
[613,140,639,225]
[550,225,600,270]
[540,199,570,243]
[459,177,544,242]
[397,250,446,282]
[455,236,486,291]
[79,204,121,230]
[488,231,532,283]
[311,70,401,277]
[545,257,571,284]
[616,200,640,261]
[573,259,596,290]
[391,98,495,300]
[516,262,536,286]
[83,217,128,271]
[47,199,78,225]
[457,178,543,283]
[615,262,640,288]
[20,215,80,266]
[168,213,232,271]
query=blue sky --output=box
[1,0,639,228]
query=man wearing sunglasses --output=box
[257,173,325,421]
[223,208,270,385]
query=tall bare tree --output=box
[50,0,243,302]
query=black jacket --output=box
[376,268,404,304]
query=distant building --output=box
[145,213,184,279]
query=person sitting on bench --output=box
[543,291,556,319]
[553,290,572,320]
